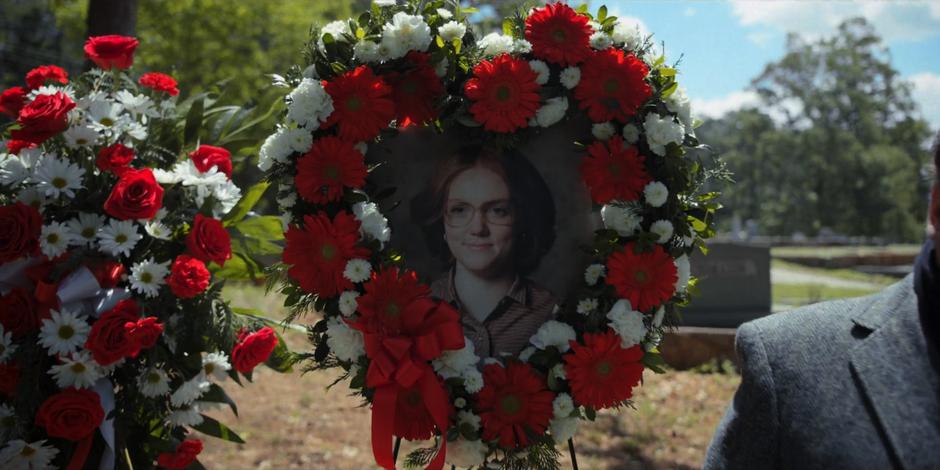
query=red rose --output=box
[0,363,19,398]
[139,72,180,96]
[0,202,42,263]
[84,35,139,70]
[186,214,231,267]
[35,388,105,441]
[86,259,126,289]
[96,143,135,174]
[231,326,278,373]
[0,288,41,338]
[104,168,165,221]
[0,87,27,117]
[85,299,142,366]
[189,145,232,178]
[25,65,69,90]
[5,140,35,155]
[166,255,210,299]
[10,92,75,143]
[125,316,163,349]
[157,439,203,469]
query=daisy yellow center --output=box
[58,325,75,339]
[146,372,161,384]
[384,302,400,318]
[77,138,88,145]
[47,233,59,244]
[81,227,95,238]
[495,85,512,102]
[633,269,648,284]
[20,446,36,457]
[552,29,567,43]
[499,394,522,415]
[320,243,337,260]
[346,96,362,112]
[595,360,612,377]
[100,117,115,127]
[115,234,128,243]
[604,78,619,94]
[141,272,153,283]
[52,177,67,189]
[70,362,87,374]
[324,165,340,180]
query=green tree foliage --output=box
[698,18,933,242]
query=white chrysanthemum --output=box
[277,191,297,209]
[203,351,232,381]
[287,78,334,129]
[644,113,685,156]
[98,219,142,257]
[170,373,211,407]
[553,393,575,418]
[129,258,169,298]
[31,154,84,199]
[67,212,104,247]
[144,219,172,240]
[530,320,577,353]
[513,39,533,54]
[650,219,674,243]
[535,96,568,128]
[666,87,693,128]
[559,66,581,89]
[285,127,313,153]
[39,222,72,258]
[589,31,613,50]
[38,308,89,356]
[166,405,204,427]
[584,264,606,286]
[0,153,31,187]
[446,437,487,469]
[354,40,382,63]
[432,339,478,379]
[138,367,171,397]
[549,417,580,444]
[612,21,643,50]
[62,125,100,149]
[462,368,483,393]
[675,255,691,293]
[48,351,103,389]
[477,32,514,56]
[437,7,453,18]
[258,129,294,171]
[319,20,352,49]
[115,90,159,118]
[591,122,616,140]
[576,297,598,315]
[644,181,668,208]
[0,326,15,363]
[456,410,481,430]
[528,60,550,85]
[338,290,360,317]
[382,12,432,59]
[601,203,642,236]
[352,202,391,246]
[0,440,59,470]
[326,316,365,362]
[343,259,372,283]
[439,21,466,42]
[622,123,640,143]
[607,299,647,348]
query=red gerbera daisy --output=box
[581,136,651,204]
[477,361,555,448]
[564,330,644,409]
[574,48,652,122]
[355,268,430,336]
[295,136,367,204]
[283,211,370,297]
[25,65,68,90]
[606,242,678,312]
[524,3,593,66]
[323,65,395,142]
[464,54,541,133]
[387,52,444,128]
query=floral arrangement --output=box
[0,35,291,469]
[261,1,724,469]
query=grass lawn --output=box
[771,244,921,259]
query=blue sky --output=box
[585,1,940,130]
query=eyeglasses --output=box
[444,200,514,227]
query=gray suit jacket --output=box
[704,276,940,469]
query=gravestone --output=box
[680,241,772,328]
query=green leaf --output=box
[200,384,239,417]
[233,216,285,241]
[223,181,270,226]
[584,407,597,421]
[183,97,205,144]
[452,38,462,54]
[192,415,245,443]
[661,81,678,98]
[264,329,296,373]
[597,5,607,22]
[502,19,513,37]
[642,351,668,374]
[211,253,258,280]
[435,35,445,48]
[659,67,677,77]
[460,7,478,13]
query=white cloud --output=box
[731,0,940,44]
[910,72,940,130]
[692,90,762,120]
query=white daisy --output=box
[576,298,598,315]
[76,90,109,111]
[528,60,550,85]
[0,440,59,470]
[559,66,581,89]
[202,351,231,381]
[98,219,142,257]
[166,405,204,427]
[38,308,90,356]
[48,351,103,389]
[31,154,85,199]
[129,258,169,298]
[138,367,171,398]
[343,259,372,283]
[62,125,100,149]
[16,187,49,210]
[338,290,360,317]
[117,120,148,141]
[115,90,159,118]
[0,326,15,363]
[650,219,674,244]
[68,212,104,247]
[643,181,669,208]
[0,153,31,187]
[584,264,606,286]
[144,219,172,240]
[86,99,126,133]
[39,222,72,258]
[28,84,76,101]
[170,373,211,407]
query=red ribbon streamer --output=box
[66,434,94,470]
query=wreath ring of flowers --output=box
[262,2,723,469]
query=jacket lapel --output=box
[850,276,940,469]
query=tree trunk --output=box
[86,0,139,38]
